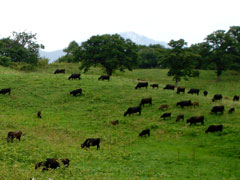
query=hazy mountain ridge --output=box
[40,32,169,63]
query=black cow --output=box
[163,84,175,90]
[211,106,224,114]
[68,73,81,80]
[98,75,110,81]
[212,94,222,102]
[70,88,82,96]
[177,87,185,94]
[176,114,184,122]
[37,111,42,118]
[0,88,11,95]
[205,125,223,133]
[81,138,100,150]
[228,107,235,113]
[7,131,22,143]
[233,95,239,101]
[187,88,200,95]
[150,84,159,88]
[139,129,150,137]
[35,158,70,171]
[186,116,204,126]
[140,98,152,107]
[160,113,171,120]
[54,69,65,74]
[135,82,148,89]
[124,106,141,116]
[203,90,208,96]
[176,100,192,108]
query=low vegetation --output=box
[0,64,240,179]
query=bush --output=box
[38,58,49,68]
[0,56,11,67]
[10,62,36,71]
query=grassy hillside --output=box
[0,64,240,179]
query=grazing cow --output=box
[98,75,110,81]
[176,100,192,108]
[135,82,148,89]
[111,120,119,126]
[37,111,42,118]
[203,90,208,96]
[140,98,152,107]
[0,88,11,95]
[187,88,200,95]
[193,102,199,107]
[205,125,223,133]
[7,131,22,143]
[176,114,184,122]
[150,84,159,88]
[160,113,171,120]
[159,104,168,110]
[68,73,81,80]
[35,158,70,171]
[124,106,141,116]
[139,129,150,137]
[70,88,82,96]
[228,107,235,113]
[54,69,65,74]
[233,95,239,101]
[211,106,224,114]
[212,94,222,102]
[186,116,204,126]
[177,87,185,94]
[163,84,175,90]
[81,138,100,150]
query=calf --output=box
[0,88,11,95]
[35,158,70,171]
[212,94,222,102]
[37,111,42,118]
[54,69,65,74]
[135,82,148,89]
[205,125,223,133]
[193,102,199,107]
[176,114,184,122]
[68,73,81,80]
[159,104,168,110]
[7,131,22,143]
[186,116,204,126]
[228,107,235,113]
[160,113,171,120]
[233,95,239,101]
[203,90,208,96]
[176,100,192,108]
[163,84,175,90]
[81,138,100,150]
[211,106,224,114]
[70,88,82,96]
[98,75,110,81]
[111,120,119,126]
[140,98,152,107]
[139,129,150,137]
[150,84,158,88]
[187,88,200,95]
[124,106,141,116]
[177,87,185,94]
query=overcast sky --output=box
[1,0,239,51]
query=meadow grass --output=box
[0,64,239,179]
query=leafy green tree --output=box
[57,41,80,63]
[163,39,199,85]
[79,34,138,75]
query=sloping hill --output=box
[0,65,239,179]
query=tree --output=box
[57,41,80,63]
[79,34,138,75]
[163,39,199,85]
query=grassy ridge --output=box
[0,64,239,179]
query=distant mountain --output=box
[40,32,169,63]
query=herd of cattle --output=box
[1,68,238,172]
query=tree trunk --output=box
[217,70,221,82]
